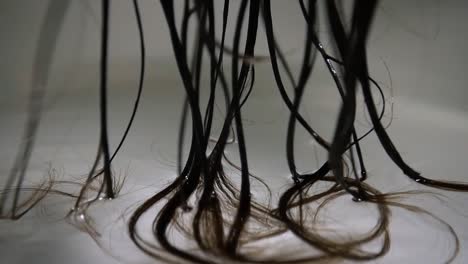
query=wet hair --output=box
[1,0,468,263]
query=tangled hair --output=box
[1,0,468,263]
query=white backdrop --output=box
[1,1,468,263]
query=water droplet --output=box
[415,178,427,183]
[352,196,363,202]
